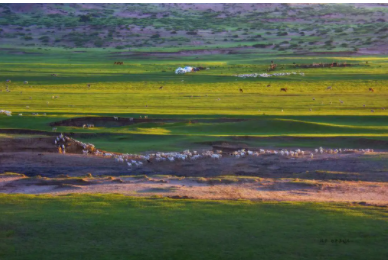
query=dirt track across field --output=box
[1,174,387,206]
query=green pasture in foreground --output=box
[0,194,387,260]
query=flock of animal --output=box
[55,134,376,170]
[0,109,48,117]
[0,109,12,116]
[108,146,375,170]
[236,72,305,78]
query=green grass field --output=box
[1,37,388,260]
[1,48,388,153]
[0,194,387,260]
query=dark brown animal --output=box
[280,88,287,92]
[159,86,163,89]
[267,84,271,88]
[369,88,374,92]
[239,88,243,93]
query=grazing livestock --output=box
[114,61,124,65]
[159,86,163,89]
[280,88,287,92]
[369,88,374,92]
[326,86,332,90]
[211,154,221,160]
[239,88,243,93]
[82,124,94,128]
[0,110,12,116]
[237,72,304,78]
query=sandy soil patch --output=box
[1,175,387,205]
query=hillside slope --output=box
[0,3,388,54]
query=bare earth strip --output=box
[1,174,387,206]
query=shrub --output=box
[252,43,270,48]
[79,15,92,23]
[277,31,288,36]
[39,36,50,43]
[94,39,104,47]
[324,40,333,45]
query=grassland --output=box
[1,31,388,260]
[0,194,387,260]
[1,48,388,152]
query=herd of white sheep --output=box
[56,135,376,170]
[236,72,305,78]
[0,109,48,117]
